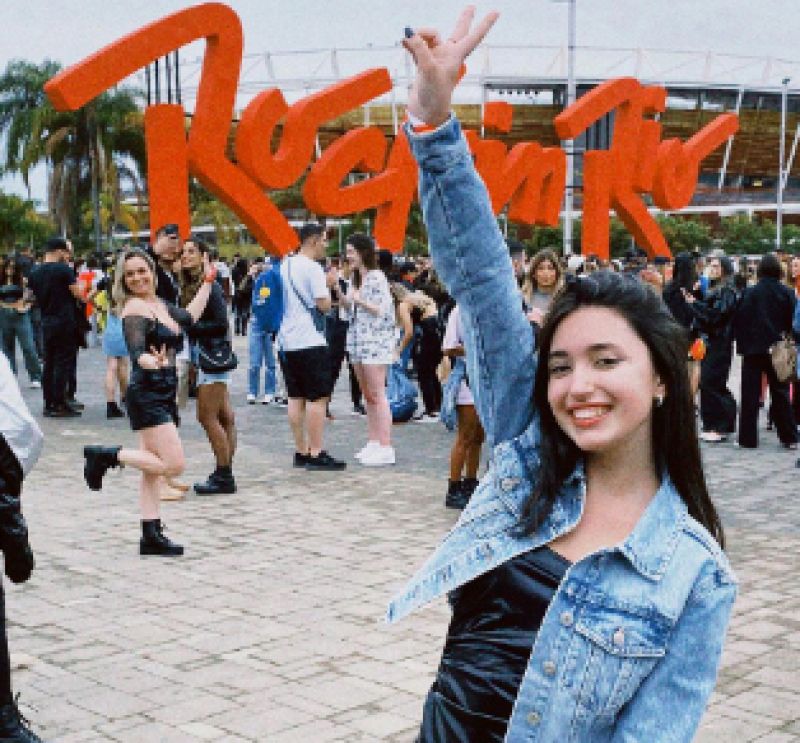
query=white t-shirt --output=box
[442,306,474,406]
[278,254,329,351]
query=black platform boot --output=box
[83,446,122,491]
[193,466,236,495]
[140,519,183,556]
[461,477,479,504]
[445,479,468,510]
[0,696,44,742]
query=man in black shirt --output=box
[27,237,84,417]
[147,223,182,305]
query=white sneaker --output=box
[246,394,256,404]
[360,445,396,467]
[29,380,41,389]
[261,394,274,405]
[355,441,380,460]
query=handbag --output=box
[770,334,797,383]
[197,337,238,373]
[286,257,326,335]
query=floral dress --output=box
[346,270,396,365]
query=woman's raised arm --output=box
[403,8,535,446]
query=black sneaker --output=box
[305,451,346,471]
[293,452,311,468]
[44,405,81,418]
[351,403,367,416]
[106,401,125,419]
[193,471,237,495]
[66,398,85,411]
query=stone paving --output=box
[5,335,800,742]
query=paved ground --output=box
[5,335,800,742]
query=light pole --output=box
[777,77,790,251]
[552,0,577,256]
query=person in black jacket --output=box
[0,354,44,742]
[180,240,237,495]
[733,253,798,449]
[146,223,182,305]
[662,252,704,398]
[695,256,739,442]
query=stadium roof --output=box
[161,42,800,111]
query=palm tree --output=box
[0,59,146,247]
[0,59,61,196]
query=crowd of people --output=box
[2,222,800,498]
[1,11,799,737]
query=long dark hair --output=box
[1,257,23,287]
[666,252,696,293]
[179,238,209,308]
[347,232,376,289]
[519,272,725,548]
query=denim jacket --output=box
[387,117,737,742]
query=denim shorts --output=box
[198,368,232,386]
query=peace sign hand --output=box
[146,344,169,370]
[403,6,499,128]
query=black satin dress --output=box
[418,547,571,743]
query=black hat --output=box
[157,223,180,238]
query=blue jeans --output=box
[248,324,276,396]
[0,308,42,382]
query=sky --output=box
[2,0,799,203]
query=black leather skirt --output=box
[126,368,178,431]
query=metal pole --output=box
[174,50,181,104]
[165,54,172,103]
[563,0,577,257]
[777,77,790,251]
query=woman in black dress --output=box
[82,248,214,556]
[696,256,739,442]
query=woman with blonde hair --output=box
[522,248,563,328]
[82,248,214,556]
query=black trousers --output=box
[414,318,443,415]
[326,317,362,406]
[738,354,797,447]
[699,336,737,434]
[0,582,11,705]
[417,357,442,414]
[234,306,250,335]
[42,322,76,409]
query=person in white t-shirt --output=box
[278,224,346,471]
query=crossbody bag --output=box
[286,257,327,335]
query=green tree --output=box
[190,182,241,245]
[656,215,712,255]
[0,59,146,246]
[0,189,54,248]
[717,215,774,255]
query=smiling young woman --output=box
[388,8,736,742]
[82,248,215,556]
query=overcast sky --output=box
[2,0,798,202]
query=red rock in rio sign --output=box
[44,2,738,258]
